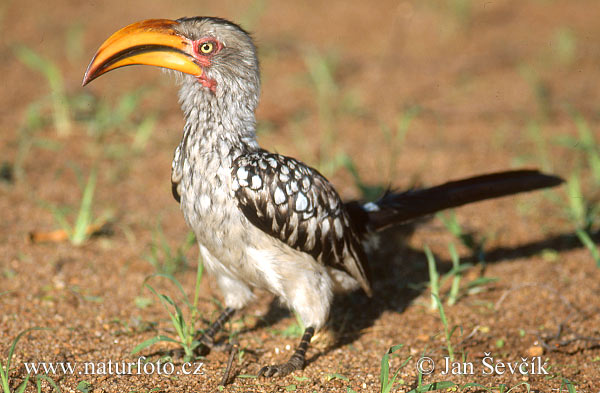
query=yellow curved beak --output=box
[82,19,203,86]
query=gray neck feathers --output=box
[177,74,260,161]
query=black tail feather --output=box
[347,169,564,233]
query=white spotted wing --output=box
[231,151,371,293]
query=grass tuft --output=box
[379,344,410,393]
[39,167,109,246]
[14,45,71,136]
[0,328,60,393]
[132,259,205,362]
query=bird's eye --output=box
[199,42,214,54]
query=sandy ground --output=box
[1,0,599,391]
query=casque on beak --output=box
[82,19,203,86]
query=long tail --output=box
[345,169,563,234]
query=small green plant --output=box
[566,174,600,267]
[77,87,156,144]
[432,294,459,361]
[424,243,474,305]
[379,344,410,393]
[41,167,109,246]
[76,380,92,393]
[560,378,577,393]
[342,155,386,202]
[14,45,71,136]
[132,259,205,362]
[145,224,196,275]
[272,311,304,338]
[326,373,349,382]
[437,211,487,264]
[446,243,469,305]
[424,245,440,310]
[558,113,600,185]
[1,327,61,393]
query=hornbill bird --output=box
[83,17,563,377]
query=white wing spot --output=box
[274,187,286,205]
[333,218,343,239]
[267,158,278,168]
[258,160,267,170]
[279,173,289,182]
[322,219,330,235]
[251,175,262,190]
[302,177,310,191]
[232,178,240,191]
[291,180,299,193]
[281,165,290,175]
[328,197,338,211]
[296,192,309,212]
[237,167,249,180]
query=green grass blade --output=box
[575,229,600,267]
[146,273,193,310]
[574,114,600,184]
[567,174,585,226]
[131,335,182,355]
[380,344,404,393]
[71,168,97,246]
[144,284,186,340]
[424,245,439,310]
[35,374,61,392]
[191,259,205,324]
[47,204,73,237]
[6,328,47,374]
[447,243,461,305]
[1,359,10,393]
[561,378,576,393]
[15,373,30,393]
[433,294,454,360]
[406,381,456,392]
[132,115,157,151]
[13,45,71,136]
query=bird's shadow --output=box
[325,224,599,355]
[236,222,598,368]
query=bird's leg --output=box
[258,327,315,378]
[196,307,236,351]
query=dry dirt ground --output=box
[1,0,600,392]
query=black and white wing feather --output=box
[232,151,371,295]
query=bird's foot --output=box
[258,327,314,378]
[257,355,304,378]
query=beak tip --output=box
[82,64,97,86]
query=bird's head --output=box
[83,17,260,113]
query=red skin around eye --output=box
[191,38,223,93]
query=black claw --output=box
[258,327,315,378]
[258,356,304,378]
